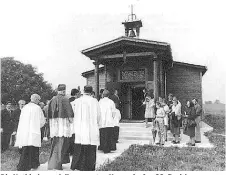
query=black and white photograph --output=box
[0,0,225,172]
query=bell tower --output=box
[122,5,143,38]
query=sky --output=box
[0,0,225,103]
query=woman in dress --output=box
[144,90,155,128]
[161,98,170,141]
[169,97,182,144]
[155,101,166,145]
[184,100,196,146]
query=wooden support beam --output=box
[94,61,99,99]
[98,52,157,60]
[159,60,165,98]
[104,65,107,88]
[153,58,159,101]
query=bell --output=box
[129,29,136,37]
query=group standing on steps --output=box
[143,89,202,146]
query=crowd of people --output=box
[1,85,202,171]
[143,89,202,146]
[1,84,121,171]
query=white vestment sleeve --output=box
[97,102,102,128]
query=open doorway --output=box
[132,87,145,120]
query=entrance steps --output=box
[119,122,153,142]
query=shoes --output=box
[186,142,195,146]
[195,141,201,143]
[172,140,180,144]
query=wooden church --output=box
[81,11,207,120]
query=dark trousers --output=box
[17,146,40,171]
[71,144,97,171]
[98,127,116,153]
[48,137,70,170]
[1,132,12,152]
[67,134,75,156]
[113,126,119,142]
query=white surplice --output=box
[71,94,101,146]
[15,102,46,148]
[99,97,116,128]
[113,109,121,127]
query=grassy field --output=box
[97,113,225,171]
[203,103,225,116]
[1,140,51,171]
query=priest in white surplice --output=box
[15,94,46,171]
[70,85,101,171]
[98,89,117,153]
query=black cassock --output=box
[17,146,40,171]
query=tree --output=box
[214,100,221,104]
[1,57,57,104]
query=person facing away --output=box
[192,98,202,143]
[98,89,117,154]
[70,85,101,171]
[47,84,74,170]
[69,88,80,103]
[184,100,196,146]
[1,102,14,152]
[68,88,80,156]
[15,94,46,171]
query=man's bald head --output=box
[30,94,41,104]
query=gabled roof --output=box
[81,61,207,77]
[81,36,172,59]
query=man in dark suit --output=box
[1,102,14,152]
[11,100,26,147]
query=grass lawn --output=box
[97,114,225,171]
[1,140,51,171]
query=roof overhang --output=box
[81,36,173,62]
[173,61,207,75]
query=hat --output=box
[58,84,66,91]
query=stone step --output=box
[119,136,152,140]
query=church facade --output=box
[81,14,207,120]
